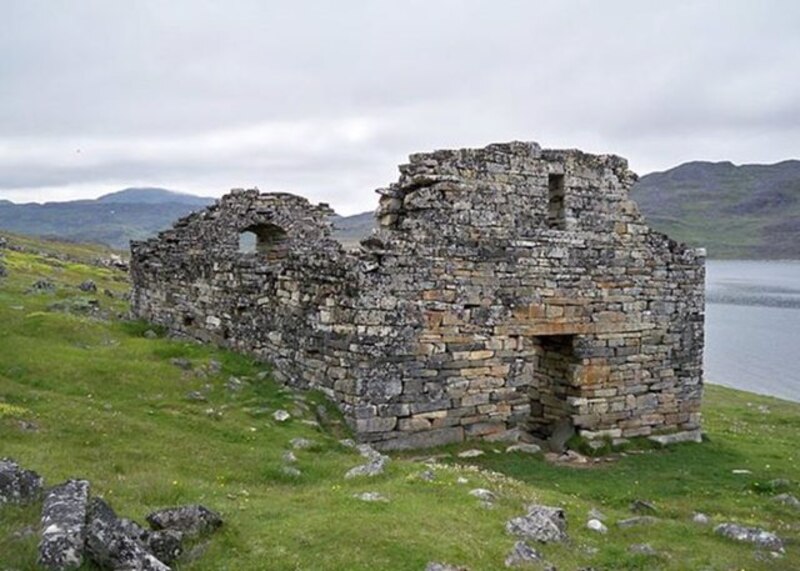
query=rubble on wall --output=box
[131,142,705,450]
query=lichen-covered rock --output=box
[504,541,543,567]
[506,505,568,543]
[146,504,223,537]
[0,457,44,504]
[38,479,90,570]
[714,522,785,553]
[85,498,170,571]
[131,142,705,451]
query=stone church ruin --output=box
[131,141,705,450]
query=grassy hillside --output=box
[631,160,800,259]
[1,235,798,570]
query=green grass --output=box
[1,236,799,570]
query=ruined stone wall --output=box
[131,142,705,450]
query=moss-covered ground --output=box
[0,233,797,570]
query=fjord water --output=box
[705,260,800,402]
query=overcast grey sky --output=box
[1,0,798,213]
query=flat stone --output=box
[425,563,469,571]
[458,449,485,458]
[714,522,784,553]
[0,457,44,504]
[629,499,657,514]
[505,443,541,455]
[345,455,389,479]
[648,429,702,445]
[692,512,710,524]
[506,505,568,543]
[617,516,659,528]
[169,357,192,370]
[353,492,389,502]
[290,437,315,450]
[38,479,90,570]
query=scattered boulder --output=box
[773,493,800,509]
[290,437,315,450]
[169,357,192,370]
[273,409,291,422]
[714,523,784,553]
[144,329,159,339]
[468,488,496,503]
[586,518,607,534]
[146,505,223,538]
[648,429,702,445]
[629,543,657,556]
[0,457,44,504]
[282,451,298,464]
[506,505,568,543]
[281,466,302,478]
[345,452,389,479]
[418,469,436,482]
[458,449,484,458]
[505,443,541,455]
[629,499,657,514]
[38,479,90,570]
[692,512,710,525]
[185,391,208,402]
[225,376,245,392]
[504,541,542,567]
[425,563,469,571]
[617,516,659,528]
[85,498,171,571]
[78,280,97,293]
[29,278,56,293]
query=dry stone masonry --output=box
[131,141,705,450]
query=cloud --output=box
[1,0,798,212]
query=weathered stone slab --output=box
[38,479,90,570]
[146,504,223,537]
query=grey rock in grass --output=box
[272,409,291,422]
[290,437,315,450]
[146,505,223,538]
[78,280,97,293]
[281,466,302,478]
[29,278,55,293]
[505,443,542,455]
[629,499,657,514]
[468,488,496,502]
[506,505,568,543]
[225,376,246,392]
[504,540,542,567]
[714,523,784,553]
[418,469,436,482]
[38,479,90,570]
[629,543,657,555]
[345,454,389,479]
[692,512,710,524]
[85,498,171,571]
[773,493,800,509]
[0,457,44,504]
[617,516,659,528]
[457,449,484,458]
[169,357,192,370]
[586,518,608,533]
[425,563,469,571]
[185,391,208,402]
[144,329,158,339]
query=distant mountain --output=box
[96,187,215,205]
[331,211,374,248]
[0,188,215,250]
[2,159,798,258]
[632,160,800,259]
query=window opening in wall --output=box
[238,223,289,260]
[547,173,566,230]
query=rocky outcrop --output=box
[0,457,43,504]
[506,505,568,543]
[131,141,705,450]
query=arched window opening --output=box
[238,223,289,260]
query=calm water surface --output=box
[705,260,800,402]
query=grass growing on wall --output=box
[0,235,798,570]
